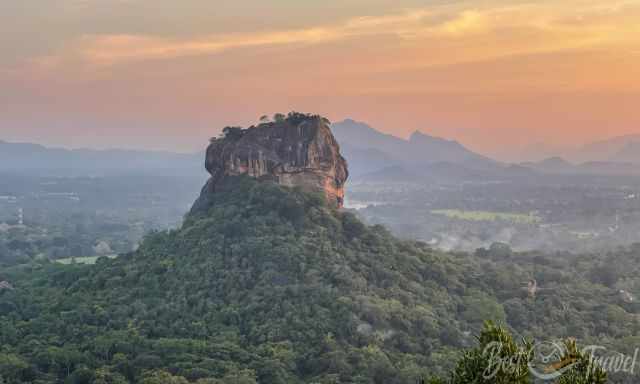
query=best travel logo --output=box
[482,340,639,381]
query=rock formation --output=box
[192,113,349,211]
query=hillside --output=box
[1,176,639,383]
[0,177,474,383]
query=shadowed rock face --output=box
[193,115,349,211]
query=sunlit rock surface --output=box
[193,114,349,211]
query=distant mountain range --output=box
[569,134,640,163]
[518,134,640,176]
[332,119,499,177]
[3,124,639,180]
[520,157,576,174]
[520,157,638,176]
[0,140,204,177]
[332,120,640,181]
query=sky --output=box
[1,0,639,160]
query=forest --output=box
[0,177,638,383]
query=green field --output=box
[55,255,118,265]
[431,209,541,224]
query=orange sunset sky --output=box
[1,0,639,160]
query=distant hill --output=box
[331,119,498,177]
[611,141,640,163]
[521,157,576,174]
[578,161,638,175]
[520,156,640,176]
[569,134,640,163]
[331,119,407,153]
[0,140,203,176]
[338,144,399,176]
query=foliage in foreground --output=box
[428,322,607,384]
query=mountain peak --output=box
[333,118,397,138]
[410,130,436,141]
[331,120,497,175]
[409,130,459,145]
[409,130,428,140]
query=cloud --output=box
[75,28,344,64]
[26,0,640,68]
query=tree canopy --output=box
[0,177,635,383]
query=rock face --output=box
[193,114,349,211]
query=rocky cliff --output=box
[192,113,348,211]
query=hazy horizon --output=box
[2,116,639,163]
[2,0,640,161]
